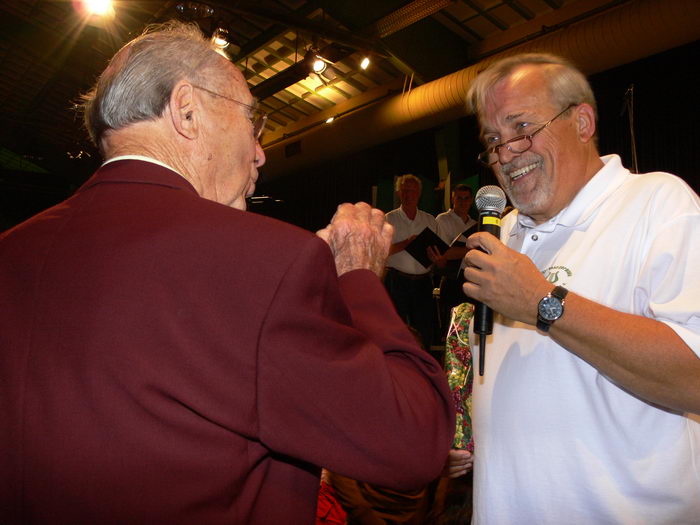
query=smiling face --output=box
[479,65,598,224]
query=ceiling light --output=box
[82,0,113,16]
[211,27,229,49]
[360,56,370,70]
[303,48,335,78]
[325,116,335,124]
[312,56,327,74]
[175,2,214,18]
[76,0,115,20]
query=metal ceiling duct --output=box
[260,0,700,180]
[373,0,455,38]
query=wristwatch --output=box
[537,285,568,332]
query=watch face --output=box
[538,296,563,321]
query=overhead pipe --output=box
[260,0,700,180]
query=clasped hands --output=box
[317,202,393,277]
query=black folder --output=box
[443,223,478,278]
[405,227,449,269]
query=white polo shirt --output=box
[436,209,476,245]
[385,207,437,275]
[472,155,700,524]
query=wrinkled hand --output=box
[317,202,394,277]
[462,232,552,325]
[442,449,473,478]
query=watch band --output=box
[536,285,568,332]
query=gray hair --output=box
[466,53,597,122]
[395,173,422,192]
[80,20,223,148]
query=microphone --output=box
[473,185,507,376]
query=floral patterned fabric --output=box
[444,302,475,452]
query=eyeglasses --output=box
[192,84,268,141]
[477,104,577,167]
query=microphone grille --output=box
[475,185,507,213]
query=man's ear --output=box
[169,80,197,139]
[575,103,597,143]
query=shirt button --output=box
[531,234,539,241]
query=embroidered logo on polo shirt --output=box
[542,265,572,286]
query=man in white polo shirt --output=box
[434,184,478,326]
[436,184,477,248]
[460,53,700,523]
[385,174,438,349]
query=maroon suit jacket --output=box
[0,160,454,524]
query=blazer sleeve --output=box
[256,235,455,490]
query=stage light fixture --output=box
[82,0,113,16]
[312,56,327,74]
[211,27,230,49]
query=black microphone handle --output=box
[473,210,501,336]
[474,303,493,336]
[473,209,501,376]
[478,216,501,238]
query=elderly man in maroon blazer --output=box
[0,21,454,525]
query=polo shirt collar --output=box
[512,154,629,235]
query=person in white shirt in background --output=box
[385,173,439,350]
[436,184,477,248]
[431,184,478,332]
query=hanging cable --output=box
[621,84,639,173]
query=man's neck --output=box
[528,151,605,225]
[401,205,418,220]
[453,208,471,222]
[102,123,201,194]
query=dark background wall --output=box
[2,39,698,233]
[593,40,699,187]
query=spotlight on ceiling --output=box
[175,2,214,18]
[211,27,229,49]
[325,116,335,124]
[210,26,241,57]
[312,56,327,74]
[360,56,370,70]
[304,48,334,77]
[76,0,115,21]
[82,0,114,16]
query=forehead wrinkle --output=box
[504,111,525,123]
